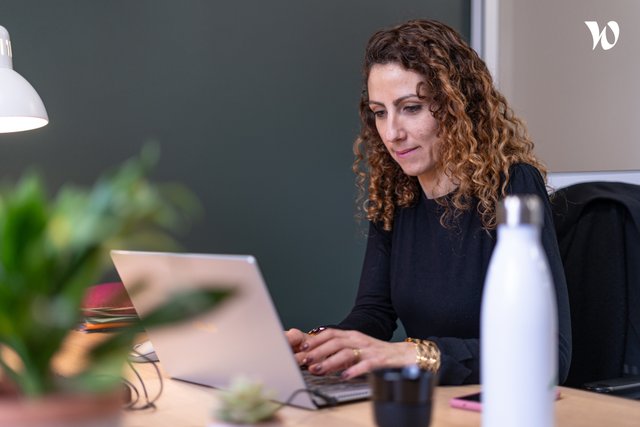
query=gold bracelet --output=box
[405,338,441,373]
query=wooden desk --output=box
[59,332,640,426]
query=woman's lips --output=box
[396,147,419,158]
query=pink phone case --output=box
[449,389,561,413]
[449,393,482,412]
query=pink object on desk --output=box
[82,282,137,316]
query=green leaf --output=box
[0,144,210,397]
[87,288,231,363]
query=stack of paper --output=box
[80,282,139,333]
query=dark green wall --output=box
[0,1,469,333]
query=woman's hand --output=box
[285,328,310,366]
[293,328,417,380]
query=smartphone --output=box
[450,389,561,412]
[583,376,640,394]
[449,392,483,412]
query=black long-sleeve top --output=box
[337,164,572,385]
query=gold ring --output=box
[352,348,361,363]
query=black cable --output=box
[124,349,337,413]
[121,378,141,409]
[123,351,164,411]
[127,361,155,410]
[278,387,339,409]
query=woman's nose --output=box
[384,115,404,142]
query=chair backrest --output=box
[551,181,640,387]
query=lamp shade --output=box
[0,25,48,133]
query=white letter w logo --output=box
[585,21,620,50]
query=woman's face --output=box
[367,62,443,193]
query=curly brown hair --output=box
[353,19,547,231]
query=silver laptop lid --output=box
[110,250,316,409]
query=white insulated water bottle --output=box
[481,195,557,427]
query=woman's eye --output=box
[404,104,422,113]
[372,110,386,118]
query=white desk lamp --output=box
[0,25,48,133]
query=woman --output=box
[287,19,571,385]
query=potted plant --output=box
[0,146,230,426]
[211,376,280,426]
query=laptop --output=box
[110,250,371,409]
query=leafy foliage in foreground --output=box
[0,146,229,397]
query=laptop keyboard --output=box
[302,369,366,387]
[301,368,371,404]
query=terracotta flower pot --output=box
[208,417,282,427]
[0,390,122,427]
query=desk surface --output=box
[59,332,640,427]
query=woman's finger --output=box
[303,334,363,366]
[308,346,365,375]
[341,358,375,379]
[305,328,364,350]
[285,328,307,351]
[293,351,308,366]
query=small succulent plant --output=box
[214,377,280,424]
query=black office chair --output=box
[551,181,640,395]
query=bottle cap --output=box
[497,195,543,226]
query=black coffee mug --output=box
[369,365,437,427]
